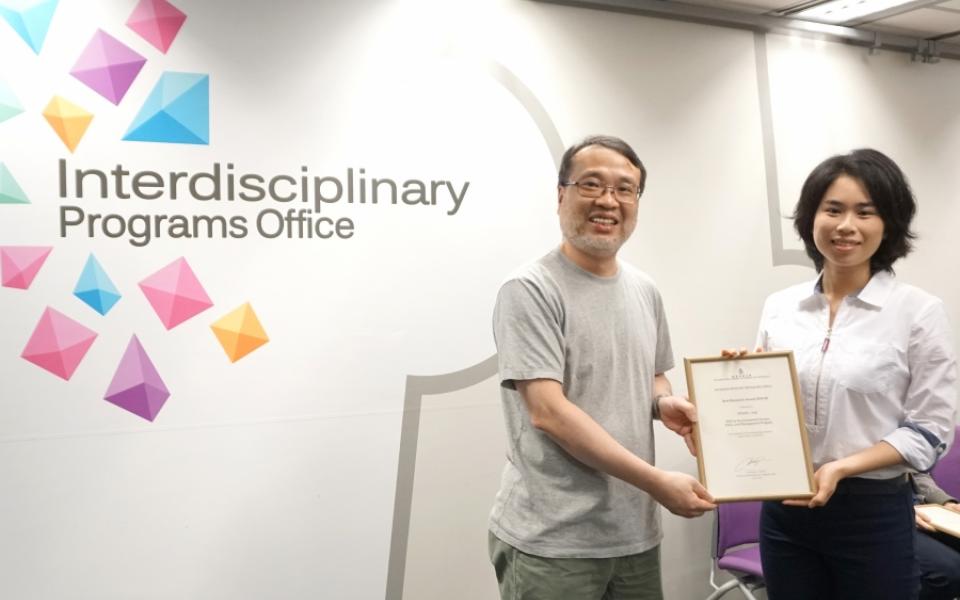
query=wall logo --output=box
[1,0,267,422]
[1,0,207,151]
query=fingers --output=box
[807,487,825,507]
[683,433,697,457]
[693,482,716,506]
[659,472,717,517]
[720,348,752,358]
[754,345,764,353]
[782,490,832,508]
[916,513,936,531]
[679,400,698,423]
[809,484,837,507]
[674,499,716,518]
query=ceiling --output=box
[538,0,960,60]
[682,0,960,41]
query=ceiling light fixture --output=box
[791,0,922,24]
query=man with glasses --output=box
[488,135,715,599]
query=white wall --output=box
[0,1,957,599]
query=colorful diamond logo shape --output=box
[0,0,59,54]
[43,96,93,152]
[73,253,121,316]
[139,257,212,329]
[104,335,170,421]
[126,0,186,54]
[0,78,24,123]
[0,162,29,204]
[1,245,51,288]
[211,302,269,363]
[70,29,146,105]
[123,72,208,144]
[21,306,97,380]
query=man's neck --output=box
[560,241,618,277]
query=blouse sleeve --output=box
[882,300,958,471]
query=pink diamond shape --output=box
[70,29,146,105]
[21,307,97,380]
[105,335,170,421]
[1,246,52,289]
[126,0,186,54]
[138,257,212,329]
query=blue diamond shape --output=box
[0,0,59,54]
[123,72,209,144]
[74,254,121,316]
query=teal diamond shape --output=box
[123,72,209,145]
[0,162,29,204]
[0,78,24,123]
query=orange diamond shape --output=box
[210,302,268,363]
[43,96,93,152]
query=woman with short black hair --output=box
[735,149,957,599]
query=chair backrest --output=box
[932,426,960,500]
[715,501,762,559]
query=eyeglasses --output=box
[562,178,640,204]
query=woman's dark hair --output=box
[793,148,917,273]
[558,135,647,196]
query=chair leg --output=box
[705,579,740,600]
[737,582,761,600]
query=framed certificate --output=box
[684,352,815,502]
[915,504,960,538]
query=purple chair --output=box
[706,501,765,600]
[931,426,960,499]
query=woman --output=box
[742,149,957,599]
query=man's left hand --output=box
[657,395,698,456]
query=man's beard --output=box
[560,212,629,257]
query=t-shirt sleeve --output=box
[493,277,564,390]
[653,288,675,374]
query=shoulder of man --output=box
[497,249,564,292]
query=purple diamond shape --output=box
[104,335,170,421]
[70,29,146,105]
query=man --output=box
[488,135,715,600]
[914,472,960,600]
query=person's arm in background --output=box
[914,472,960,532]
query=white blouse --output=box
[756,271,957,478]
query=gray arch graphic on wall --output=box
[383,59,564,600]
[385,38,804,600]
[754,31,809,267]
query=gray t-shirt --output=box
[488,247,675,558]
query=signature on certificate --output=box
[735,456,771,474]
